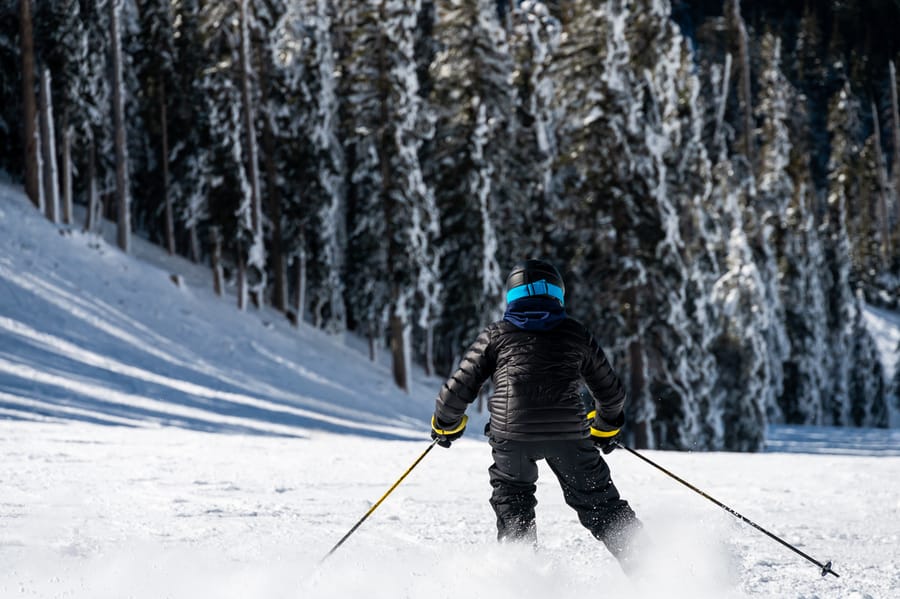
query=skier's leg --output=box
[545,440,642,569]
[488,438,540,543]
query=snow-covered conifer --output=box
[848,297,889,427]
[708,161,772,452]
[309,0,347,334]
[503,1,562,261]
[651,17,730,450]
[751,31,796,421]
[135,0,177,253]
[200,0,269,310]
[170,0,214,262]
[821,80,887,426]
[33,0,91,225]
[339,0,440,388]
[779,181,829,425]
[269,0,347,331]
[550,0,722,449]
[427,0,513,370]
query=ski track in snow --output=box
[1,182,899,597]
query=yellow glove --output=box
[587,410,623,454]
[431,414,468,448]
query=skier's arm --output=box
[581,331,626,429]
[433,326,497,428]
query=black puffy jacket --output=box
[434,317,626,441]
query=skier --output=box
[430,259,642,570]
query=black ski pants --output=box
[488,437,640,560]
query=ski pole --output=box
[320,438,438,563]
[614,441,840,578]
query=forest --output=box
[2,0,900,450]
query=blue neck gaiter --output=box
[503,297,567,331]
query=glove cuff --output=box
[586,410,624,437]
[590,426,620,438]
[431,414,468,436]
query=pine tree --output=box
[0,3,21,179]
[553,0,627,438]
[306,0,346,333]
[702,41,774,450]
[650,9,728,450]
[427,0,513,371]
[779,182,829,425]
[821,80,887,427]
[551,0,723,449]
[32,0,87,224]
[169,0,212,262]
[118,0,151,238]
[254,0,290,313]
[751,31,796,422]
[853,126,887,288]
[339,0,440,389]
[80,0,116,233]
[708,160,772,452]
[200,0,268,310]
[502,1,562,262]
[792,2,829,188]
[135,0,177,253]
[271,0,347,331]
[848,299,889,427]
[822,81,857,425]
[110,0,131,252]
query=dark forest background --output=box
[2,0,900,450]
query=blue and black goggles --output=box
[506,279,565,306]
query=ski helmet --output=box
[505,259,565,306]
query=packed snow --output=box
[1,183,898,598]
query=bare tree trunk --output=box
[38,67,60,224]
[34,113,44,210]
[189,225,200,263]
[237,249,248,311]
[424,325,434,376]
[368,333,377,362]
[260,59,286,312]
[714,53,733,157]
[61,116,73,224]
[210,227,224,296]
[85,139,99,232]
[626,287,650,448]
[292,250,307,327]
[726,0,754,164]
[19,0,40,207]
[890,61,900,239]
[110,0,131,253]
[239,0,264,307]
[161,80,175,255]
[871,100,892,265]
[389,311,409,393]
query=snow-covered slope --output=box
[0,183,447,439]
[2,183,899,598]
